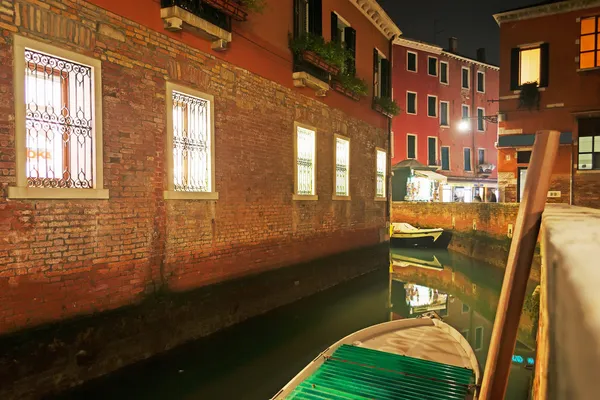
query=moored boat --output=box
[391,222,444,247]
[272,316,480,399]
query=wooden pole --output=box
[479,130,561,399]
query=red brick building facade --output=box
[494,0,600,207]
[391,37,499,203]
[0,0,400,335]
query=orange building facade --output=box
[494,1,600,207]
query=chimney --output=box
[477,48,486,63]
[449,37,458,53]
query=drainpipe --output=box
[570,141,574,205]
[387,35,396,238]
[471,64,476,196]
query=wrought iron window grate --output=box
[160,0,232,31]
[376,150,386,198]
[296,127,316,196]
[335,138,349,196]
[172,91,211,192]
[24,49,94,189]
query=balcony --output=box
[478,163,496,176]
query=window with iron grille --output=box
[376,149,386,198]
[335,136,350,197]
[296,125,316,196]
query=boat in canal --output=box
[391,222,444,247]
[272,316,480,399]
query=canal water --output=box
[54,248,538,400]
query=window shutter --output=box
[330,12,338,43]
[381,58,390,98]
[540,43,550,88]
[293,0,302,38]
[510,47,520,90]
[308,0,322,36]
[345,27,356,74]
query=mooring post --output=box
[479,130,561,399]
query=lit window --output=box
[427,95,437,117]
[9,36,107,199]
[335,136,350,197]
[296,124,317,196]
[477,108,485,131]
[376,149,386,198]
[440,101,449,126]
[580,16,600,69]
[519,48,541,85]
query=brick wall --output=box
[0,0,388,335]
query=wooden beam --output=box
[479,130,561,399]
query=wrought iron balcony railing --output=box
[161,0,232,32]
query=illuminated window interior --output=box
[519,47,540,85]
[580,16,600,69]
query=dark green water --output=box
[53,248,537,400]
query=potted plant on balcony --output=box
[518,81,540,110]
[373,96,400,118]
[289,33,349,76]
[332,71,368,101]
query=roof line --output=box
[349,0,402,40]
[493,0,600,25]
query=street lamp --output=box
[457,115,499,132]
[458,119,470,132]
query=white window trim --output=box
[461,329,469,340]
[332,133,351,200]
[427,136,438,166]
[464,147,472,171]
[374,48,386,99]
[164,81,218,200]
[407,51,418,72]
[477,107,486,132]
[477,70,485,93]
[461,66,470,89]
[440,61,449,85]
[8,35,108,200]
[440,100,450,127]
[474,326,484,351]
[478,148,486,166]
[427,95,438,118]
[427,56,438,77]
[406,91,418,115]
[407,134,417,159]
[333,11,351,28]
[390,131,395,159]
[462,104,470,119]
[375,147,387,200]
[441,145,451,171]
[293,121,318,201]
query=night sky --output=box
[378,0,546,65]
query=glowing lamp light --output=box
[458,119,470,132]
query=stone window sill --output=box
[293,194,318,201]
[332,195,351,201]
[576,66,600,73]
[576,169,600,174]
[375,197,387,202]
[160,6,232,43]
[164,191,219,200]
[7,187,109,200]
[292,72,329,97]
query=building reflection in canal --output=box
[390,248,537,400]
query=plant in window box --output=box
[373,96,400,118]
[332,71,368,101]
[289,33,349,76]
[518,82,540,110]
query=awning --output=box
[414,169,448,183]
[497,132,572,148]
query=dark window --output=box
[478,149,485,165]
[441,147,450,171]
[164,0,232,31]
[407,135,416,159]
[464,148,472,171]
[462,105,469,119]
[462,303,470,313]
[462,67,469,89]
[428,57,437,76]
[331,13,356,74]
[510,43,549,90]
[517,151,531,164]
[407,92,416,114]
[440,102,449,126]
[477,108,485,131]
[407,52,417,72]
[428,137,437,166]
[477,71,485,92]
[475,327,484,350]
[293,0,322,37]
[427,96,437,117]
[578,117,600,170]
[374,51,391,99]
[440,62,448,84]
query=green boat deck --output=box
[286,344,475,400]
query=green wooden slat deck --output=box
[286,344,475,400]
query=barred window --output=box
[295,124,316,197]
[335,136,350,197]
[376,149,386,198]
[8,36,106,200]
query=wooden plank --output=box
[479,130,561,400]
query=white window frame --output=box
[441,145,451,171]
[164,82,217,200]
[407,134,417,159]
[293,121,318,200]
[478,148,486,166]
[8,36,107,200]
[464,147,472,172]
[461,66,470,89]
[374,48,386,98]
[427,136,438,166]
[462,104,470,120]
[406,91,417,115]
[375,148,387,200]
[440,100,450,127]
[427,56,438,77]
[474,326,484,351]
[477,70,485,93]
[440,61,449,84]
[407,51,418,72]
[477,107,485,132]
[461,329,470,341]
[427,95,438,118]
[390,131,395,159]
[333,134,351,200]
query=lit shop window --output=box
[335,136,350,196]
[296,125,317,196]
[376,149,386,198]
